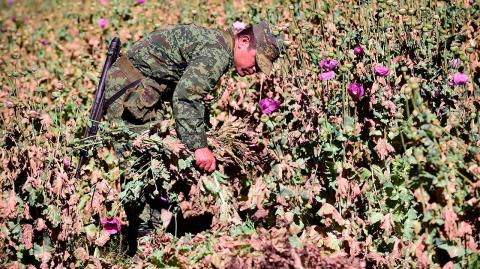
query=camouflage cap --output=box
[252,21,284,75]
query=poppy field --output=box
[1,0,479,268]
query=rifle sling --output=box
[103,79,141,110]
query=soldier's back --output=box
[126,24,230,83]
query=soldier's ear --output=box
[237,35,251,50]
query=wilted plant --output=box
[0,0,479,268]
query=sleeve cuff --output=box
[178,132,208,150]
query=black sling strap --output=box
[103,79,142,110]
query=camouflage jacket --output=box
[125,25,234,150]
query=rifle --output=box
[74,37,121,179]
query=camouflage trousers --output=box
[116,139,173,237]
[103,58,174,242]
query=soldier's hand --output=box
[194,147,216,172]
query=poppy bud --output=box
[353,45,364,57]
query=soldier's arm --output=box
[172,46,229,150]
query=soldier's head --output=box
[234,26,257,77]
[234,21,284,77]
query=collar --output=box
[220,27,235,70]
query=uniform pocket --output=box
[123,83,161,123]
[139,86,160,108]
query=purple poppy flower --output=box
[10,15,16,22]
[319,70,335,81]
[98,0,108,5]
[6,0,15,5]
[259,98,280,115]
[136,0,145,4]
[449,59,461,69]
[348,83,365,100]
[374,65,390,77]
[98,18,108,29]
[452,73,468,85]
[160,192,169,203]
[353,45,364,57]
[100,217,121,235]
[40,38,49,46]
[63,157,71,169]
[233,21,246,31]
[319,58,338,71]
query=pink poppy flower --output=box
[259,98,280,115]
[98,18,108,29]
[233,21,246,31]
[319,70,335,81]
[374,65,390,77]
[136,0,145,4]
[100,217,121,235]
[40,38,49,46]
[6,0,15,5]
[348,83,365,100]
[63,157,71,169]
[452,73,468,85]
[353,45,364,57]
[319,58,338,71]
[98,0,108,5]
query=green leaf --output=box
[203,178,220,194]
[406,208,418,220]
[288,235,302,248]
[359,167,372,181]
[266,120,275,130]
[212,171,229,184]
[369,129,382,136]
[370,212,383,224]
[33,236,54,262]
[438,244,465,258]
[77,194,90,210]
[178,159,188,171]
[325,237,341,251]
[371,165,386,181]
[383,182,394,189]
[44,205,61,228]
[279,185,295,198]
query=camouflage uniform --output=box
[103,25,234,247]
[103,23,283,247]
[104,24,235,149]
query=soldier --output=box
[103,21,283,254]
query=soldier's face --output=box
[234,35,257,77]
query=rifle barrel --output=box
[75,37,121,179]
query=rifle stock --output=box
[75,37,121,179]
